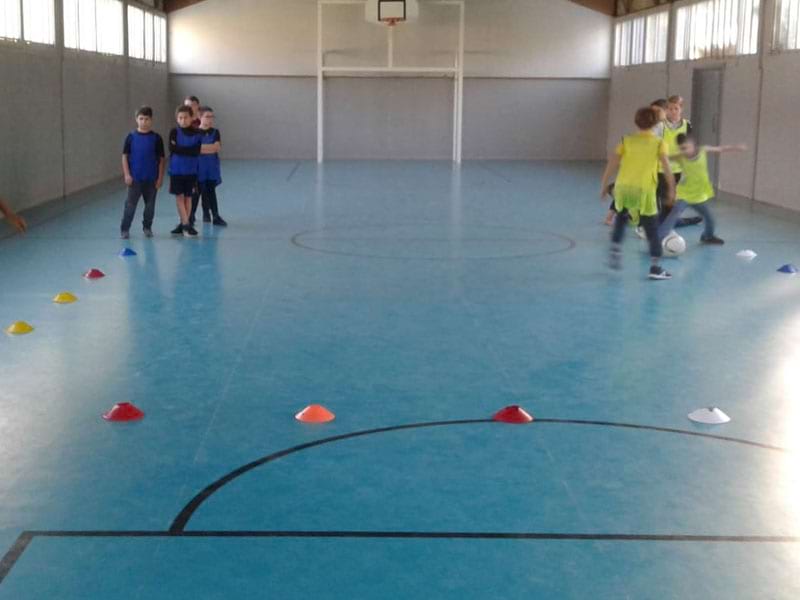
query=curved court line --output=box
[290,224,577,261]
[169,417,786,533]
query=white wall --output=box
[606,0,800,212]
[169,0,612,78]
[169,0,612,160]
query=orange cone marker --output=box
[295,404,335,423]
[493,405,534,424]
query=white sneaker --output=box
[634,226,647,240]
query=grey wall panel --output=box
[128,62,171,134]
[606,65,667,153]
[325,77,454,159]
[463,78,609,160]
[754,52,800,212]
[171,75,609,160]
[0,46,64,211]
[62,53,130,194]
[170,75,317,159]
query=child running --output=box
[601,107,675,280]
[657,134,746,245]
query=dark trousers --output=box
[121,180,157,232]
[192,181,221,220]
[612,212,662,258]
[657,172,682,222]
[189,185,207,222]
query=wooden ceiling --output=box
[164,0,616,16]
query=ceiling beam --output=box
[166,0,618,16]
[164,0,207,13]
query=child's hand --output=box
[124,174,133,186]
[10,214,26,233]
[734,144,747,151]
[600,187,609,200]
[155,178,163,190]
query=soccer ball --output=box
[662,232,686,257]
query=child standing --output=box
[657,134,746,245]
[168,105,204,237]
[194,106,227,226]
[601,107,675,280]
[120,106,165,239]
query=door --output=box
[691,68,723,186]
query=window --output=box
[0,0,21,41]
[23,0,55,44]
[1,0,55,45]
[774,0,800,51]
[675,0,760,61]
[614,10,669,67]
[128,4,167,62]
[64,0,123,55]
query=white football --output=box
[663,232,686,256]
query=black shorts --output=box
[169,175,197,197]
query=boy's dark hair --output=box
[176,104,193,116]
[184,95,200,104]
[634,107,658,130]
[650,98,668,109]
[136,106,153,118]
[199,106,214,115]
[676,133,695,145]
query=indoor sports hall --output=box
[1,0,799,598]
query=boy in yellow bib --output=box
[657,134,746,245]
[601,107,675,280]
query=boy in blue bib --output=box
[121,106,165,239]
[191,107,226,226]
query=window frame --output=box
[613,7,671,69]
[772,0,800,53]
[673,0,761,62]
[127,0,167,64]
[0,0,56,47]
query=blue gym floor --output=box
[1,160,799,599]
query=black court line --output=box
[170,417,786,533]
[0,417,793,586]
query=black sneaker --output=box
[700,235,724,245]
[212,216,228,227]
[183,225,199,238]
[188,218,195,227]
[171,224,184,235]
[121,230,130,240]
[203,214,212,223]
[648,265,672,280]
[143,228,153,238]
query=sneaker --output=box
[212,216,228,227]
[171,224,183,235]
[678,216,703,227]
[634,226,647,240]
[183,225,199,238]
[121,230,130,240]
[648,265,672,280]
[188,218,195,227]
[700,235,724,245]
[143,228,153,238]
[203,214,212,223]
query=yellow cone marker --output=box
[6,321,34,335]
[53,292,78,304]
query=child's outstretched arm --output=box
[0,197,27,233]
[600,153,621,200]
[705,144,747,154]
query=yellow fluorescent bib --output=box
[614,132,667,219]
[661,119,689,174]
[676,148,714,204]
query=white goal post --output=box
[316,0,465,163]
